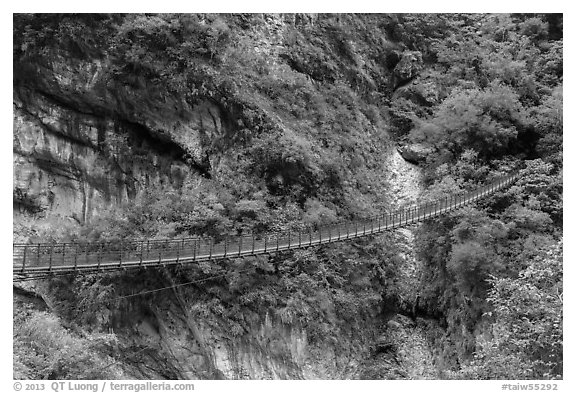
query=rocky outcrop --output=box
[397,143,435,165]
[13,52,230,223]
[393,51,423,88]
[103,286,367,379]
[392,78,439,107]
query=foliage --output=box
[415,149,561,375]
[455,241,562,379]
[410,82,529,158]
[13,310,123,379]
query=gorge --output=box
[13,13,563,380]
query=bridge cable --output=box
[98,265,259,304]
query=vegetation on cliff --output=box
[13,13,562,379]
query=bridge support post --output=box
[119,243,123,269]
[73,244,78,271]
[97,243,103,271]
[49,245,53,273]
[21,246,27,273]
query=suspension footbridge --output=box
[13,172,518,281]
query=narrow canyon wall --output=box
[14,54,228,224]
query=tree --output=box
[456,241,562,379]
[410,82,528,158]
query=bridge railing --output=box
[13,172,518,275]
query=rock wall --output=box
[96,285,365,380]
[13,53,229,223]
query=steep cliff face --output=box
[23,261,437,380]
[108,294,360,379]
[13,55,228,224]
[16,38,258,226]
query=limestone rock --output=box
[397,143,435,165]
[13,51,230,222]
[393,79,439,106]
[393,51,423,87]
